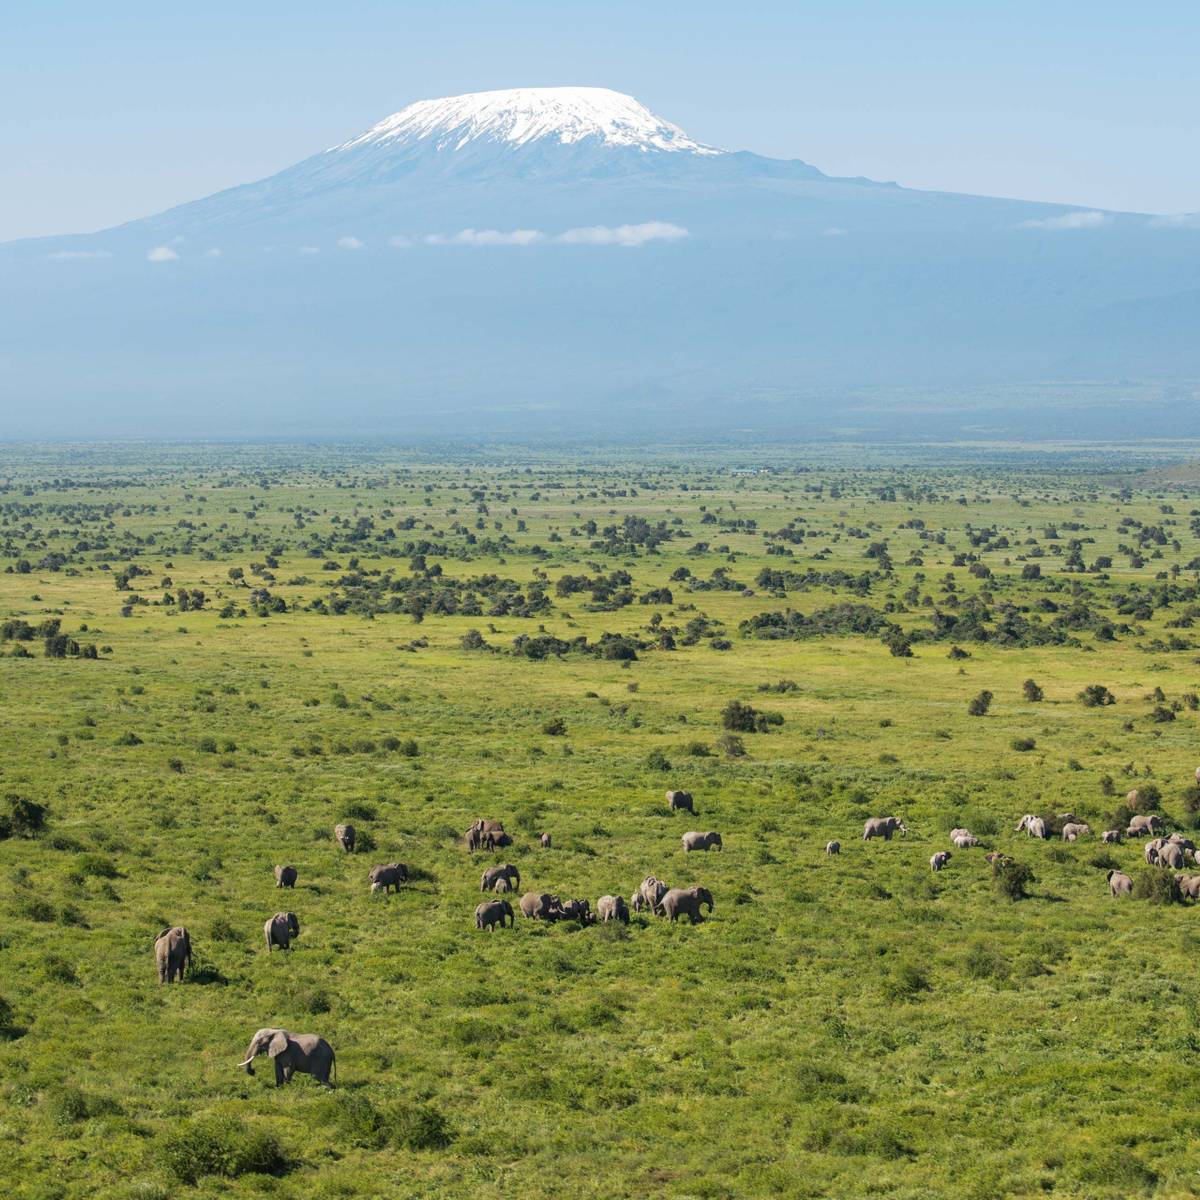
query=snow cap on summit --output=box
[336,87,723,156]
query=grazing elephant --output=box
[485,831,514,850]
[863,816,908,841]
[557,898,591,923]
[1107,870,1134,897]
[481,864,520,893]
[952,834,980,849]
[1145,839,1167,865]
[476,899,514,930]
[470,818,505,835]
[334,824,356,853]
[1061,822,1090,843]
[1127,814,1163,838]
[1016,814,1047,839]
[660,886,713,923]
[540,833,552,849]
[494,877,511,894]
[239,1028,335,1088]
[682,831,722,853]
[930,851,952,872]
[949,828,971,840]
[368,863,407,894]
[826,840,840,856]
[1100,830,1122,844]
[465,826,484,851]
[1158,842,1185,869]
[666,790,695,814]
[630,891,648,913]
[264,911,300,951]
[597,895,629,923]
[1168,833,1196,850]
[1176,875,1200,901]
[519,892,560,920]
[154,926,192,983]
[639,876,668,912]
[274,865,297,888]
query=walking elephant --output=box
[1107,870,1133,897]
[274,865,297,888]
[597,895,629,923]
[682,831,722,853]
[660,886,713,923]
[639,876,668,912]
[666,790,695,814]
[540,833,552,849]
[476,899,514,930]
[334,824,356,852]
[1061,823,1090,842]
[1176,875,1200,901]
[368,863,407,894]
[930,851,952,872]
[154,926,192,983]
[1016,815,1047,839]
[264,911,300,951]
[826,840,841,855]
[1127,814,1163,838]
[863,816,907,841]
[238,1028,335,1088]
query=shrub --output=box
[198,736,218,753]
[716,733,746,758]
[45,1085,93,1125]
[542,717,567,736]
[966,690,993,717]
[1011,737,1036,752]
[0,794,47,839]
[1022,679,1044,701]
[882,961,931,1002]
[681,741,713,757]
[1078,684,1116,707]
[1133,870,1178,905]
[76,853,119,879]
[964,943,1010,981]
[0,996,19,1040]
[645,748,671,772]
[721,700,783,733]
[158,1116,288,1184]
[992,858,1034,901]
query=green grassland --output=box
[4,445,1200,1199]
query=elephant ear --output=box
[267,1031,289,1058]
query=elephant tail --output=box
[331,1050,337,1088]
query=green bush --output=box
[0,794,47,839]
[645,748,671,772]
[1133,870,1178,905]
[992,859,1034,901]
[881,961,931,1002]
[157,1115,288,1184]
[964,943,1010,980]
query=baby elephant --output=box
[265,911,300,951]
[597,895,629,923]
[368,863,407,894]
[540,832,552,848]
[1100,830,1122,845]
[660,886,713,923]
[476,899,514,930]
[334,823,356,853]
[682,831,722,853]
[154,926,192,983]
[825,840,840,855]
[1061,822,1090,843]
[930,851,952,872]
[1175,875,1200,901]
[274,864,298,888]
[1107,870,1134,897]
[239,1028,335,1088]
[558,898,592,923]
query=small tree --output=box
[967,690,994,717]
[1022,679,1044,702]
[1078,684,1116,707]
[992,858,1033,901]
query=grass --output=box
[1,443,1200,1197]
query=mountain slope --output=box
[2,87,1198,438]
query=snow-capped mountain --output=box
[2,87,1199,438]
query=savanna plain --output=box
[4,443,1200,1200]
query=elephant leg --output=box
[274,1059,286,1087]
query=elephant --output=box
[863,816,907,841]
[465,826,484,851]
[949,828,972,840]
[470,818,505,835]
[1061,822,1090,842]
[476,899,514,930]
[666,790,695,814]
[1196,767,1200,784]
[682,831,722,853]
[1158,842,1185,870]
[557,898,591,923]
[154,926,192,983]
[334,823,356,852]
[1127,814,1163,837]
[486,831,514,850]
[519,892,561,920]
[1168,834,1196,850]
[630,891,648,913]
[368,863,407,894]
[264,911,300,951]
[238,1028,335,1088]
[1127,789,1141,806]
[639,876,668,912]
[540,833,552,849]
[481,864,520,893]
[659,886,713,923]
[1145,838,1168,865]
[1016,814,1047,839]
[597,895,629,923]
[1176,875,1200,901]
[494,877,511,894]
[1100,830,1122,844]
[930,851,952,872]
[952,834,980,849]
[985,852,1010,865]
[274,865,297,888]
[1107,870,1134,897]
[826,840,840,856]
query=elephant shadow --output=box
[189,962,228,985]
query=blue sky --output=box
[2,0,1196,240]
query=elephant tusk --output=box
[237,1056,256,1067]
